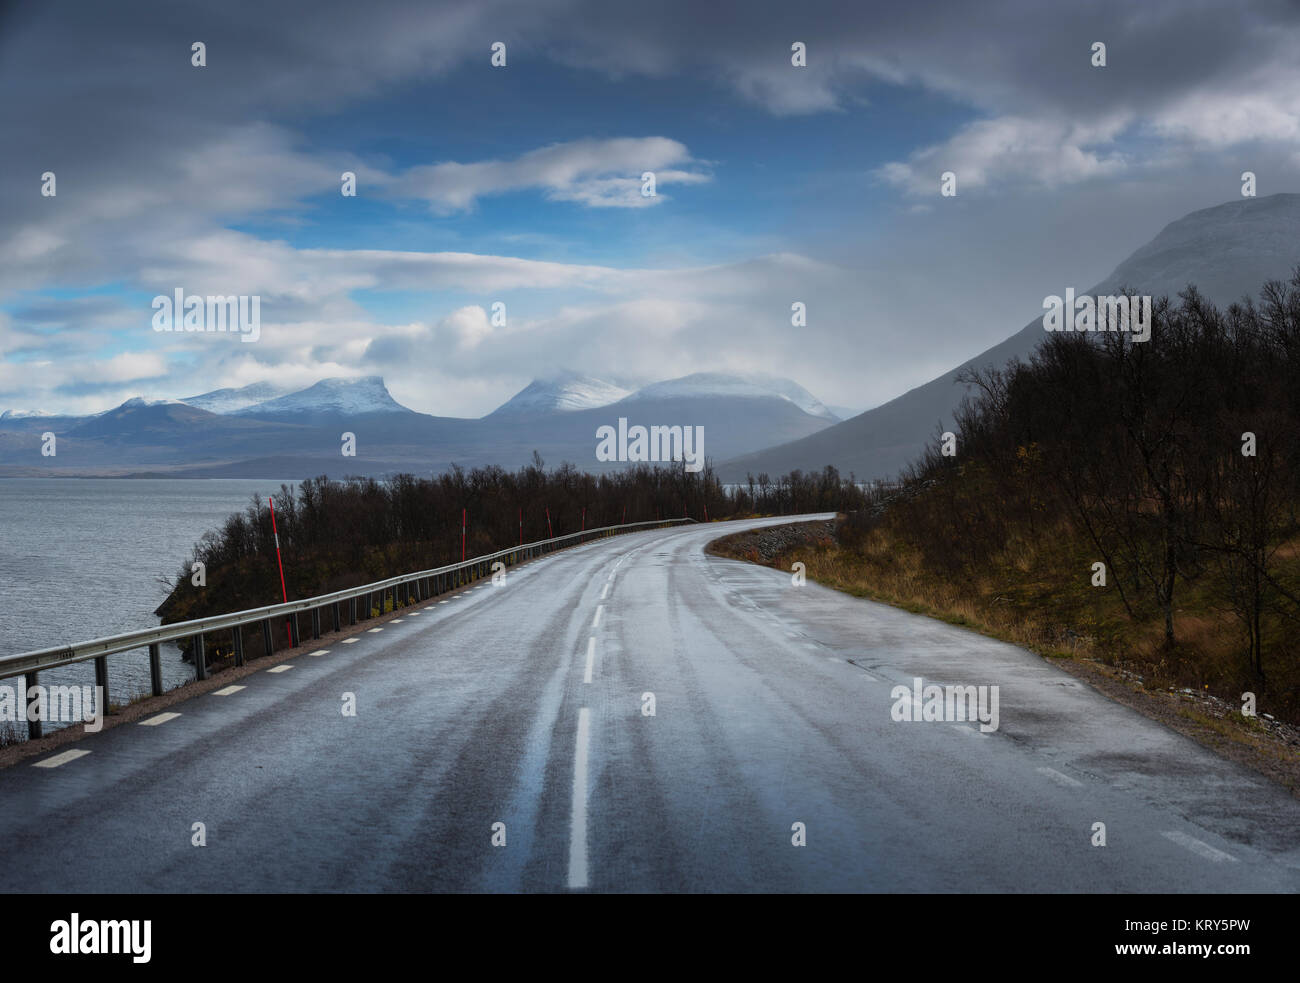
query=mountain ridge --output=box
[719,193,1300,483]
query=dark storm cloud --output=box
[2,0,1297,414]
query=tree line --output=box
[845,270,1300,705]
[158,454,870,626]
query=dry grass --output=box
[716,514,1300,721]
[710,518,1300,794]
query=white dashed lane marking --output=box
[267,665,294,674]
[568,707,591,890]
[140,712,181,727]
[592,606,603,629]
[212,685,245,696]
[341,638,358,644]
[34,749,91,769]
[600,583,609,600]
[309,650,331,657]
[583,637,596,684]
[367,628,383,633]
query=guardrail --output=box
[1,517,696,739]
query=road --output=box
[2,515,1298,892]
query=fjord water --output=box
[0,478,294,716]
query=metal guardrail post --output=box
[289,613,300,647]
[311,608,321,640]
[233,627,244,667]
[194,634,207,681]
[333,601,341,632]
[25,671,41,739]
[149,642,163,695]
[94,655,109,714]
[349,597,356,625]
[262,618,273,657]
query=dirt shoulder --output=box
[707,519,1300,799]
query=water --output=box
[0,478,295,730]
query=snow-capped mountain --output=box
[115,397,188,410]
[486,370,840,423]
[621,372,839,421]
[181,381,290,415]
[233,376,412,419]
[0,367,839,475]
[488,373,633,418]
[0,409,53,420]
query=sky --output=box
[2,0,1299,418]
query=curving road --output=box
[2,515,1298,892]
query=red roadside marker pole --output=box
[269,497,290,641]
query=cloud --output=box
[876,114,1134,196]
[4,0,1300,422]
[384,137,710,212]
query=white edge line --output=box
[1035,766,1082,787]
[1162,830,1237,862]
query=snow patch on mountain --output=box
[0,408,54,420]
[489,373,633,417]
[182,381,290,415]
[234,376,410,416]
[117,397,189,410]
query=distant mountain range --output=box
[719,193,1300,482]
[0,371,839,477]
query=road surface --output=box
[2,515,1298,892]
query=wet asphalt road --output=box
[2,515,1298,892]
